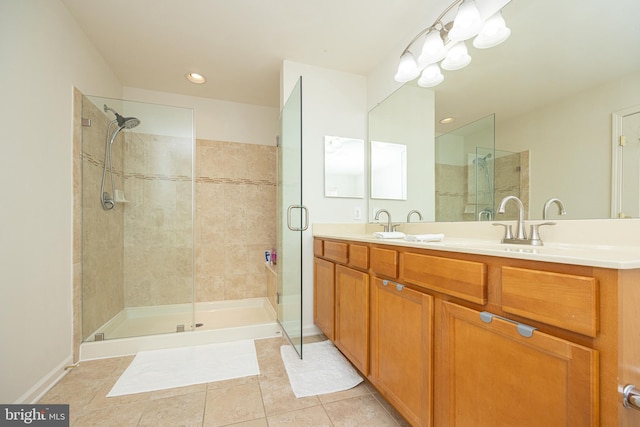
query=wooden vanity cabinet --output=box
[334,264,369,374]
[313,257,335,340]
[436,301,599,427]
[370,277,433,426]
[313,237,625,426]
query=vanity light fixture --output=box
[185,72,206,84]
[394,0,511,87]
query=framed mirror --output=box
[324,136,365,198]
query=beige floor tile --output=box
[206,374,259,391]
[72,400,145,426]
[371,392,412,427]
[39,336,407,426]
[317,382,370,404]
[224,418,268,427]
[258,374,320,416]
[323,394,399,426]
[138,392,206,427]
[87,381,152,411]
[203,382,265,426]
[267,404,333,426]
[149,383,208,399]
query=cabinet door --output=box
[313,257,335,340]
[371,278,433,427]
[335,264,369,374]
[436,301,598,427]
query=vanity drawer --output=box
[314,239,324,257]
[403,253,487,304]
[501,266,598,337]
[324,241,349,264]
[349,244,369,270]
[371,247,399,279]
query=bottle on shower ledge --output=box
[271,248,277,266]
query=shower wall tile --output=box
[195,139,276,303]
[435,163,466,222]
[122,132,194,308]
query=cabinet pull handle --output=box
[381,279,404,291]
[624,385,640,411]
[480,311,537,338]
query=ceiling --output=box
[61,0,438,108]
[61,0,640,125]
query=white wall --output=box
[0,0,122,403]
[281,61,368,333]
[123,87,279,145]
[498,72,640,219]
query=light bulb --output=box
[418,29,447,66]
[448,0,484,42]
[418,63,444,87]
[473,10,511,49]
[441,41,471,71]
[394,51,420,83]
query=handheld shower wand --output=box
[100,105,141,210]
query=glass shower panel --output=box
[434,114,495,221]
[81,95,194,341]
[277,78,304,357]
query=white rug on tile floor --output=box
[107,339,260,397]
[281,340,363,398]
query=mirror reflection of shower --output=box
[474,151,494,220]
[100,104,140,210]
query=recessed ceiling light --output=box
[440,117,455,124]
[186,72,206,84]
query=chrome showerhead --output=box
[103,104,140,129]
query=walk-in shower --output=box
[79,95,279,359]
[100,104,140,210]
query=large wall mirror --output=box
[369,0,640,222]
[368,84,435,222]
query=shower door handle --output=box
[287,205,309,231]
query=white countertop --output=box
[313,232,640,270]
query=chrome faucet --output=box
[543,198,566,220]
[494,195,556,246]
[406,209,423,223]
[374,209,394,232]
[478,208,493,221]
[497,196,527,240]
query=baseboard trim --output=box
[15,355,73,404]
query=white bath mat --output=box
[280,340,363,398]
[107,339,260,397]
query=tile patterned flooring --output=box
[39,336,410,426]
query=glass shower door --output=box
[277,78,305,357]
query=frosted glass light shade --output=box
[473,11,511,49]
[448,0,484,42]
[418,63,444,87]
[418,29,447,66]
[394,51,420,82]
[441,41,471,70]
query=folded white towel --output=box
[404,233,445,242]
[373,231,406,239]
